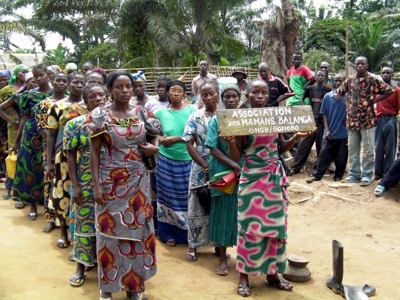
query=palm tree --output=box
[133,0,247,66]
[0,0,45,67]
[350,19,399,72]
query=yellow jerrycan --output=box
[5,151,17,179]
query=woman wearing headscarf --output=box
[154,80,197,247]
[0,65,29,195]
[0,70,11,89]
[8,64,29,92]
[66,63,78,75]
[205,83,243,275]
[130,71,151,106]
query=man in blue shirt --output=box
[306,73,348,183]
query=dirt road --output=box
[1,172,399,300]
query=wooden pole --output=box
[345,20,349,77]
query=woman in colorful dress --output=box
[227,80,314,297]
[46,71,86,248]
[205,83,242,276]
[84,70,159,300]
[9,63,53,217]
[154,80,197,247]
[182,82,218,262]
[0,66,29,198]
[0,65,29,188]
[64,83,107,287]
[35,72,69,233]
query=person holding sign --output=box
[225,80,314,297]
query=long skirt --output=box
[71,193,96,266]
[209,194,238,247]
[236,233,286,276]
[71,155,97,266]
[156,154,191,244]
[187,160,216,248]
[49,150,72,239]
[42,145,58,223]
[13,131,44,204]
[97,231,157,293]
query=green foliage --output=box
[43,43,76,69]
[80,42,120,69]
[350,19,400,72]
[303,49,344,73]
[303,18,347,53]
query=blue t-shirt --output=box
[319,91,348,139]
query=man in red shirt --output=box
[285,52,315,106]
[374,66,400,179]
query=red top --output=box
[375,85,400,117]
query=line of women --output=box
[0,63,315,299]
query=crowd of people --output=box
[0,53,399,299]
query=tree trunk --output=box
[260,0,300,79]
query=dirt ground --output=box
[1,169,400,300]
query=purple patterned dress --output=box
[236,133,289,276]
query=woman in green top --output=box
[154,80,197,247]
[205,83,242,276]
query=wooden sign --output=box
[217,106,315,136]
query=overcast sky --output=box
[10,0,326,52]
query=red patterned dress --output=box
[83,106,159,294]
[236,133,289,276]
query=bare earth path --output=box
[1,172,399,300]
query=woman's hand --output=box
[233,163,242,176]
[72,185,84,206]
[94,185,107,205]
[162,137,176,147]
[45,163,55,179]
[294,128,317,139]
[12,121,19,130]
[11,142,19,152]
[139,142,158,157]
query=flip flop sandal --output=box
[15,201,25,209]
[237,283,251,297]
[2,192,11,200]
[185,252,197,262]
[57,239,69,249]
[69,274,85,287]
[267,277,293,291]
[42,222,55,233]
[374,185,385,197]
[216,265,229,276]
[26,212,37,221]
[359,177,372,186]
[341,176,361,183]
[166,239,177,247]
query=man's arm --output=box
[276,78,295,104]
[301,86,311,105]
[373,78,394,104]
